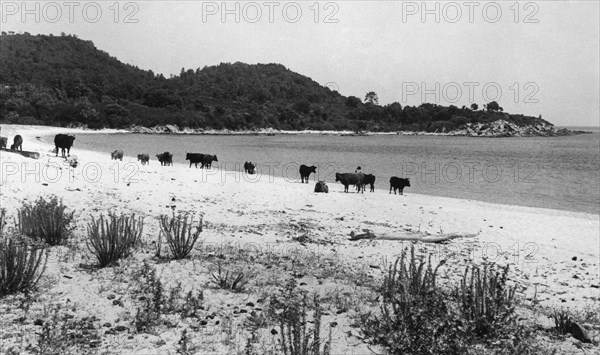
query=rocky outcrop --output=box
[448,119,573,137]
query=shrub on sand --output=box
[16,196,74,246]
[86,213,144,267]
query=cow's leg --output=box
[400,188,404,195]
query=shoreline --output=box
[3,123,595,137]
[1,123,598,353]
[3,124,599,218]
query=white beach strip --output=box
[1,124,598,314]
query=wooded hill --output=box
[0,33,552,132]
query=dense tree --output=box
[345,96,362,108]
[485,101,503,112]
[364,91,379,105]
[470,103,478,111]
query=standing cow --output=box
[186,153,205,168]
[10,135,23,150]
[54,134,75,157]
[335,172,365,193]
[137,154,150,165]
[0,136,7,149]
[299,165,317,183]
[111,150,124,160]
[363,174,376,193]
[244,161,256,174]
[389,177,411,195]
[201,155,218,169]
[157,152,173,166]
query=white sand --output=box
[1,124,598,353]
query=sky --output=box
[2,0,599,127]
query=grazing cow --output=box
[10,135,23,150]
[314,181,329,193]
[389,176,411,195]
[54,134,75,157]
[363,174,376,193]
[156,152,173,166]
[137,154,150,165]
[299,165,317,183]
[0,136,7,149]
[201,155,218,169]
[244,161,256,174]
[111,150,124,161]
[186,153,205,168]
[335,172,365,193]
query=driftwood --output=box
[349,229,480,243]
[0,148,40,159]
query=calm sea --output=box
[50,129,600,215]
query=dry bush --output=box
[16,196,74,246]
[86,213,144,267]
[157,211,203,259]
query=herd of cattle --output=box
[2,133,411,195]
[0,134,23,151]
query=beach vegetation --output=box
[359,246,527,354]
[86,213,144,267]
[266,278,332,355]
[1,209,48,298]
[157,212,203,260]
[16,195,74,246]
[210,262,250,292]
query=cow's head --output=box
[335,173,341,182]
[309,166,317,173]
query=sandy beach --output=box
[1,124,598,354]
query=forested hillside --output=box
[0,33,552,132]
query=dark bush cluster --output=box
[360,246,526,354]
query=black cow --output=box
[314,181,329,193]
[0,136,7,149]
[10,135,23,150]
[186,153,205,168]
[201,155,218,169]
[335,172,365,193]
[111,150,124,160]
[299,165,317,183]
[363,174,376,193]
[244,161,256,174]
[157,152,173,166]
[389,176,411,195]
[54,134,75,157]
[137,154,150,165]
